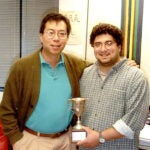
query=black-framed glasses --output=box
[44,30,68,40]
[93,41,115,49]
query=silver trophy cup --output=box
[68,97,87,142]
[69,97,86,129]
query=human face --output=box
[40,21,68,56]
[93,34,121,67]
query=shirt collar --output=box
[39,52,64,65]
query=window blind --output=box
[0,0,20,87]
[0,0,58,88]
[22,0,59,56]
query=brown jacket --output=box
[0,49,91,145]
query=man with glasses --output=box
[78,23,150,150]
[0,12,90,150]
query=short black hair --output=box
[90,23,123,47]
[39,12,71,35]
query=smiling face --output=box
[40,20,68,56]
[93,33,121,67]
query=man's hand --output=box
[127,59,139,68]
[77,126,100,148]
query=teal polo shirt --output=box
[25,53,73,133]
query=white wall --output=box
[86,0,121,62]
[141,0,150,104]
[59,0,88,59]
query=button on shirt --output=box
[26,53,72,133]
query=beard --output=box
[97,54,120,67]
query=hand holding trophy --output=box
[68,97,87,142]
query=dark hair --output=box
[39,12,71,35]
[90,23,123,47]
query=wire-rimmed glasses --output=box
[93,41,115,49]
[44,30,68,40]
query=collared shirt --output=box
[80,59,149,150]
[26,53,72,133]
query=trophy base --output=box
[72,129,87,142]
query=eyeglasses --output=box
[44,30,68,40]
[93,41,115,49]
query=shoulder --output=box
[14,50,40,65]
[121,63,149,87]
[63,52,85,62]
[117,59,145,78]
[10,50,40,72]
[80,64,96,81]
[17,50,40,64]
[83,63,96,74]
[124,64,146,78]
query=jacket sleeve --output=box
[0,61,23,145]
